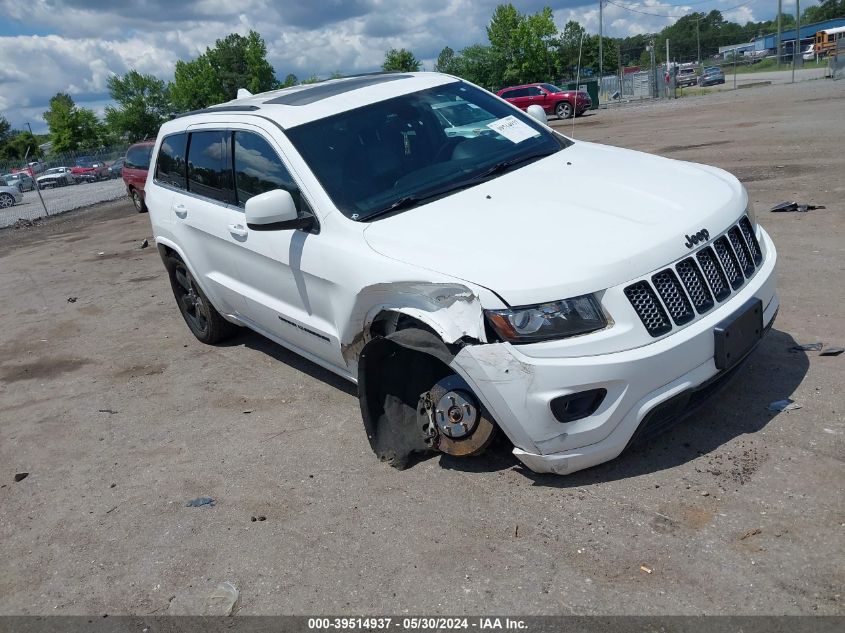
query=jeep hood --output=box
[363,140,746,307]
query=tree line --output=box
[1,0,842,160]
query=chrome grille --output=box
[624,282,672,337]
[652,270,694,325]
[676,258,714,313]
[625,216,764,337]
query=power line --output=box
[604,0,754,19]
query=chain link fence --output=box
[1,143,132,229]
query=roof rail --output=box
[169,105,260,120]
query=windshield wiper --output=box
[476,149,558,179]
[358,149,558,222]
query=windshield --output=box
[433,101,495,127]
[286,81,568,221]
[541,83,563,93]
[45,168,63,175]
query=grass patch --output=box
[724,58,827,74]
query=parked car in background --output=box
[27,161,45,174]
[2,172,35,191]
[699,66,726,86]
[497,83,591,119]
[0,183,24,209]
[71,157,108,182]
[122,140,154,212]
[108,158,125,178]
[675,66,699,88]
[37,166,76,188]
[802,44,816,61]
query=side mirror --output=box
[245,189,314,231]
[526,105,547,126]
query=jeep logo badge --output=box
[684,229,710,249]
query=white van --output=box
[145,72,778,475]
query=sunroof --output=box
[264,74,412,106]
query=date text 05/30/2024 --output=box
[307,617,528,630]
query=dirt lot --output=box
[1,79,843,616]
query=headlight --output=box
[485,295,607,343]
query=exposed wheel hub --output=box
[435,388,478,439]
[421,375,496,457]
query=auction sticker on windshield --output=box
[486,116,540,144]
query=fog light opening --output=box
[550,388,607,423]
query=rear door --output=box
[509,87,530,110]
[163,127,247,318]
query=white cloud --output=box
[0,0,818,132]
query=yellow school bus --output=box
[814,26,845,57]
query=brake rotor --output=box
[422,375,496,457]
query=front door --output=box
[226,125,345,369]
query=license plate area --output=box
[714,298,763,370]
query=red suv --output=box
[497,83,591,119]
[122,140,154,212]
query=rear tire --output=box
[130,189,146,213]
[164,255,238,344]
[0,193,14,208]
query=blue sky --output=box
[0,0,816,133]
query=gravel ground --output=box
[0,78,842,617]
[0,179,128,229]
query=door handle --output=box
[228,223,248,238]
[173,203,188,218]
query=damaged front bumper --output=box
[450,229,779,475]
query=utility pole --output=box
[793,0,801,82]
[777,0,782,66]
[666,38,670,98]
[599,1,603,92]
[696,16,701,65]
[25,122,49,218]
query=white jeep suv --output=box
[145,72,778,475]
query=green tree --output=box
[0,115,10,144]
[435,46,457,73]
[444,45,498,88]
[171,30,277,111]
[105,70,171,142]
[488,4,557,86]
[0,131,42,161]
[281,73,298,87]
[382,48,421,72]
[556,20,587,78]
[803,0,845,23]
[42,93,104,153]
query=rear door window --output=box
[186,130,234,204]
[155,133,187,189]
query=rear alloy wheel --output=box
[165,255,237,344]
[556,101,573,119]
[130,189,145,213]
[0,193,14,208]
